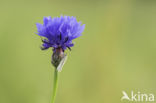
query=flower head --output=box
[36,16,85,51]
[36,16,85,68]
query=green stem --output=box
[51,69,58,103]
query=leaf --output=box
[57,55,68,72]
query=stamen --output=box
[64,37,68,43]
[67,46,71,51]
[59,34,62,40]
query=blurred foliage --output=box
[0,0,156,103]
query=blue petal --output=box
[35,16,85,50]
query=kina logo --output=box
[121,91,154,102]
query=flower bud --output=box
[51,48,64,68]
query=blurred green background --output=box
[0,0,156,103]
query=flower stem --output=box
[51,69,58,103]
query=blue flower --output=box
[36,16,85,51]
